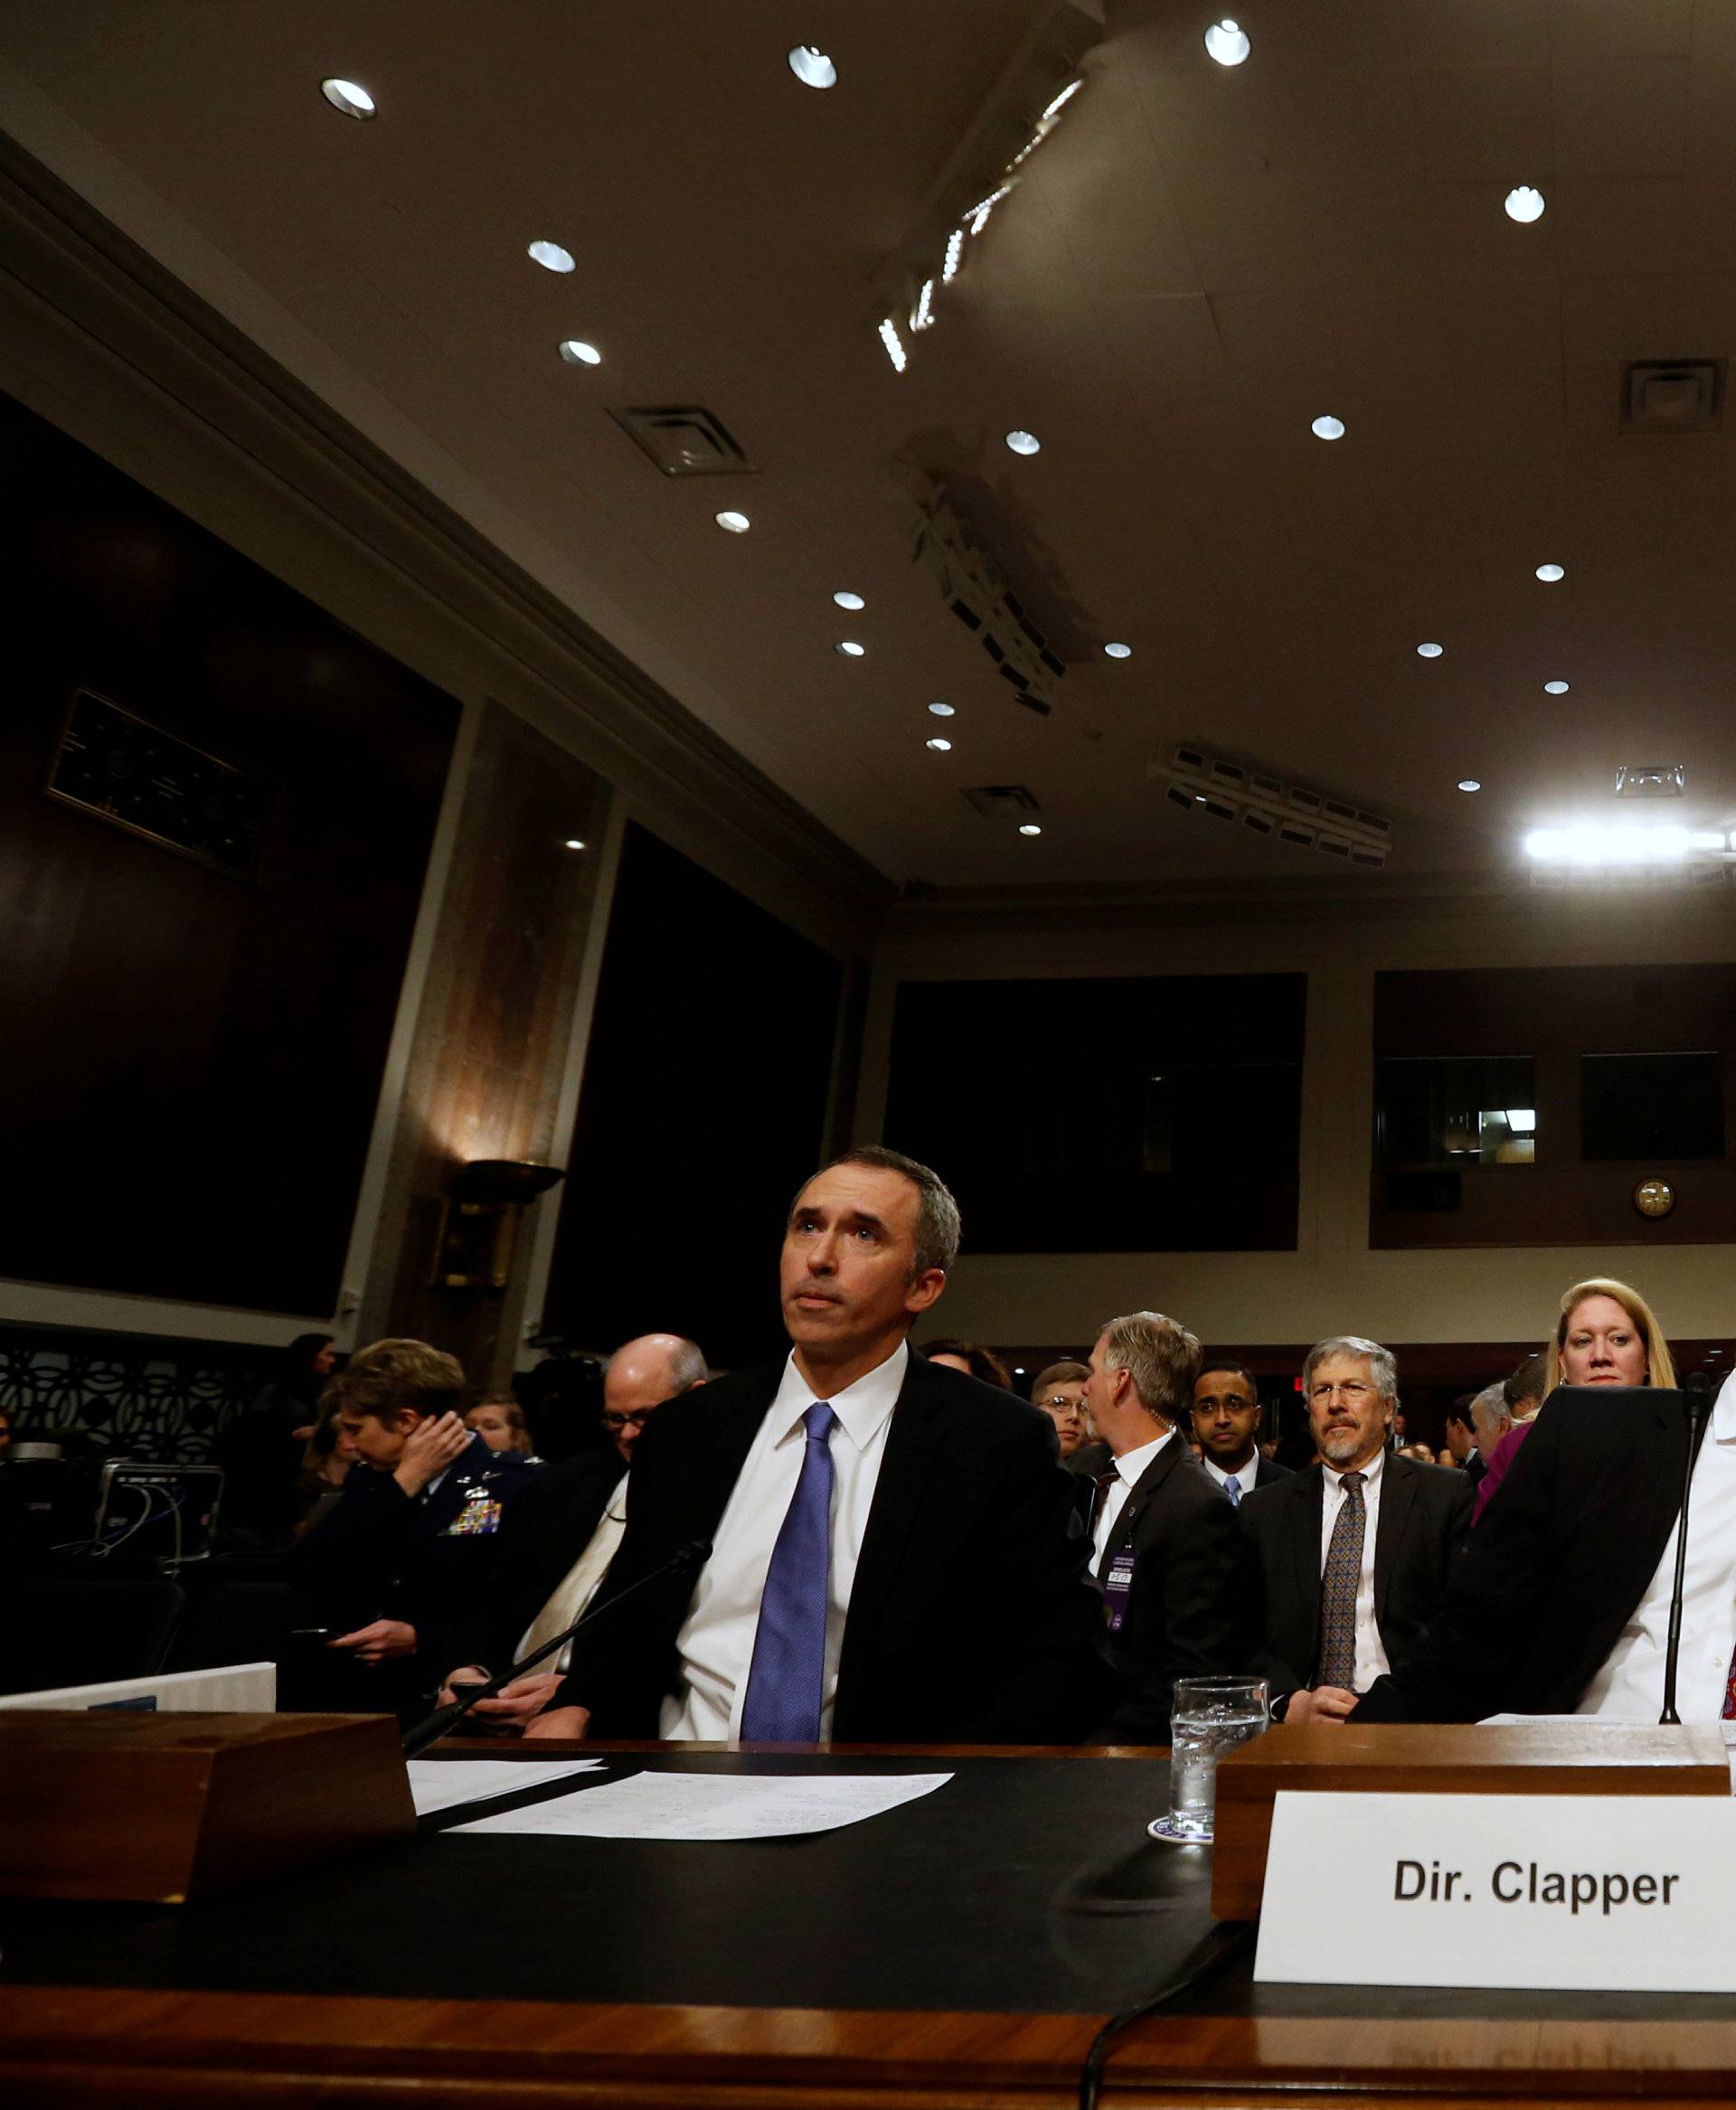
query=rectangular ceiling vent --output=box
[1150,744,1392,867]
[1620,361,1725,435]
[962,784,1040,820]
[913,483,1065,717]
[1616,762,1685,797]
[610,406,751,476]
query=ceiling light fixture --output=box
[833,590,864,610]
[714,510,750,533]
[926,737,952,752]
[1524,824,1718,865]
[1311,414,1346,441]
[563,838,586,850]
[1041,79,1086,125]
[910,278,936,333]
[878,317,907,373]
[1204,18,1251,65]
[1417,642,1444,659]
[836,640,865,657]
[1005,429,1041,455]
[788,45,838,89]
[942,230,966,284]
[928,701,956,717]
[1544,680,1571,694]
[1018,823,1043,836]
[1535,562,1565,582]
[557,338,601,367]
[1104,642,1133,659]
[320,78,376,119]
[1458,779,1482,793]
[527,240,575,273]
[1505,185,1546,224]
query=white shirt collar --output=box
[770,1339,909,1452]
[1712,1371,1736,1442]
[1323,1447,1385,1493]
[1203,1452,1255,1489]
[1113,1425,1175,1486]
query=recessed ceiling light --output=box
[320,78,376,119]
[715,510,750,533]
[527,240,576,274]
[926,737,952,752]
[1310,414,1346,441]
[1104,641,1133,659]
[1005,429,1041,456]
[1505,185,1546,224]
[1458,779,1482,793]
[1018,823,1043,836]
[1544,680,1571,694]
[878,317,907,373]
[1203,18,1250,66]
[836,640,865,657]
[1535,562,1565,582]
[928,701,956,717]
[833,590,865,610]
[563,838,586,850]
[1417,642,1444,659]
[557,339,601,367]
[788,45,837,89]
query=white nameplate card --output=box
[1255,1793,1736,1992]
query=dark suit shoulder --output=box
[1254,1455,1294,1486]
[1386,1451,1475,1514]
[905,1355,1057,1454]
[1240,1462,1317,1521]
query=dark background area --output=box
[543,824,846,1371]
[0,391,458,1314]
[883,975,1306,1253]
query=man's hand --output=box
[524,1703,591,1741]
[392,1412,471,1498]
[465,1672,565,1731]
[1284,1684,1357,1724]
[328,1618,418,1664]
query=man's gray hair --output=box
[1099,1310,1203,1423]
[801,1145,962,1277]
[1303,1335,1399,1400]
[1469,1381,1509,1446]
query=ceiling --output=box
[7,0,1736,895]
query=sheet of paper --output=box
[408,1756,604,1816]
[448,1767,953,1841]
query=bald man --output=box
[438,1333,706,1729]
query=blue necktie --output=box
[1225,1474,1242,1508]
[741,1402,838,1742]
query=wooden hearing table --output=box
[2,1736,1734,2107]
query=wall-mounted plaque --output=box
[44,688,274,882]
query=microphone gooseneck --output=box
[401,1535,712,1758]
[1659,1374,1712,1727]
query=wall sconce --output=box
[432,1159,565,1291]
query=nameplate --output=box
[1254,1792,1736,1992]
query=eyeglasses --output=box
[1038,1395,1084,1414]
[600,1408,656,1432]
[1308,1381,1373,1405]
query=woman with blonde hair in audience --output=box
[1476,1276,1675,1521]
[466,1396,537,1459]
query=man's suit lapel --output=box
[673,1370,779,1545]
[1097,1437,1184,1578]
[1372,1454,1417,1625]
[1291,1467,1326,1663]
[843,1355,951,1647]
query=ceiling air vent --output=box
[1619,361,1725,435]
[1616,763,1685,798]
[962,784,1041,821]
[610,405,752,476]
[1149,744,1392,867]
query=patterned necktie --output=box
[741,1403,838,1742]
[1091,1468,1119,1531]
[1316,1470,1366,1691]
[1225,1474,1242,1509]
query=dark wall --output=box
[0,392,459,1313]
[543,824,844,1371]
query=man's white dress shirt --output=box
[658,1340,907,1741]
[1578,1371,1736,1721]
[1090,1428,1175,1569]
[517,1471,629,1673]
[1203,1452,1259,1502]
[1319,1449,1390,1692]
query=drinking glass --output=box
[1146,1676,1269,1844]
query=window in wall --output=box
[1580,1051,1723,1162]
[1376,1057,1537,1169]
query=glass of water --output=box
[1147,1676,1269,1845]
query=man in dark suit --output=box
[526,1146,1108,1746]
[288,1338,533,1710]
[1239,1335,1472,1721]
[437,1333,707,1729]
[1316,1377,1736,1725]
[1443,1397,1487,1487]
[1077,1314,1255,1741]
[1190,1361,1292,1503]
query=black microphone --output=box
[1659,1373,1713,1727]
[401,1536,712,1758]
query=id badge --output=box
[1102,1547,1137,1632]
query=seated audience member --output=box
[1239,1336,1474,1720]
[1080,1313,1255,1741]
[439,1333,707,1729]
[1325,1291,1718,1725]
[920,1337,1012,1388]
[526,1146,1107,1745]
[1441,1397,1485,1485]
[1191,1361,1292,1502]
[1029,1360,1091,1460]
[218,1332,340,1541]
[289,1339,533,1709]
[466,1397,537,1459]
[292,1402,359,1538]
[1397,1442,1438,1465]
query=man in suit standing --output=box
[1080,1313,1255,1742]
[1442,1398,1487,1486]
[526,1146,1107,1745]
[436,1333,707,1729]
[1239,1335,1473,1722]
[1190,1361,1292,1503]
